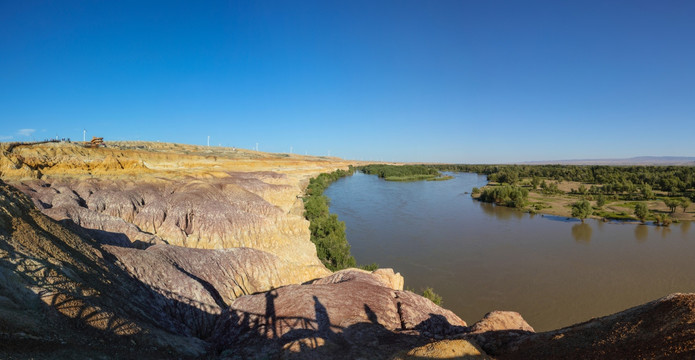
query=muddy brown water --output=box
[324,172,695,331]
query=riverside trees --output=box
[428,163,694,219]
[365,163,694,220]
[571,200,593,222]
[359,164,441,181]
[303,168,357,271]
[634,203,649,223]
[664,198,681,213]
[429,164,695,199]
[478,184,529,208]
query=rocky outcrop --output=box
[2,179,470,358]
[4,142,695,359]
[310,267,404,291]
[106,245,329,311]
[391,339,490,359]
[468,311,534,334]
[214,269,467,359]
[223,269,465,338]
[477,293,695,359]
[2,141,354,272]
[12,174,329,274]
[0,179,209,356]
[372,268,405,291]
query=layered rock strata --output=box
[1,179,470,358]
[3,142,695,359]
[13,175,326,274]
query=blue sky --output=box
[1,1,694,163]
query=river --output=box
[324,171,695,331]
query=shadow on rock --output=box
[213,270,472,359]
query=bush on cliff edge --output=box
[303,167,357,271]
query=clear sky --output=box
[1,1,694,163]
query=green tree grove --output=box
[571,200,593,222]
[634,202,649,223]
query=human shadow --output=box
[278,306,468,359]
[265,289,278,339]
[415,313,467,336]
[364,304,378,324]
[226,293,470,359]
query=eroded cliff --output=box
[1,142,348,278]
[2,142,695,359]
[0,178,475,358]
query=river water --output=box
[324,171,695,331]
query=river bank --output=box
[3,147,695,358]
[473,179,694,223]
[325,171,695,332]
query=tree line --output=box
[475,184,529,208]
[303,167,357,271]
[359,164,441,181]
[428,164,695,200]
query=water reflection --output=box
[325,172,695,332]
[571,223,593,243]
[681,221,691,236]
[478,202,524,221]
[634,224,648,243]
[659,226,672,238]
[596,219,605,231]
[542,214,576,223]
[478,202,496,217]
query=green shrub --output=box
[359,263,379,271]
[596,194,606,208]
[478,184,528,208]
[422,287,443,306]
[359,164,440,182]
[634,202,649,223]
[303,168,357,271]
[571,199,593,222]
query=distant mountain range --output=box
[522,156,695,166]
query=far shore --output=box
[473,179,694,223]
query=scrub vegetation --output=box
[359,164,450,182]
[478,184,529,208]
[434,164,695,223]
[303,167,357,270]
[360,163,695,223]
[422,287,443,306]
[429,164,695,196]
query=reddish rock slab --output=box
[215,269,467,347]
[478,293,695,360]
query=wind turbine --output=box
[83,129,86,142]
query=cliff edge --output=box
[2,142,695,359]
